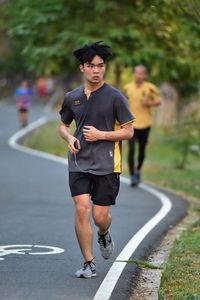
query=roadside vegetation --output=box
[159,219,200,300]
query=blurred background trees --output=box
[0,0,200,167]
[0,0,199,92]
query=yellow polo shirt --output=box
[124,81,160,129]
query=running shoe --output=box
[98,231,114,260]
[75,259,96,278]
[131,172,140,187]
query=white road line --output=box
[8,117,68,165]
[8,117,172,300]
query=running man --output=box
[124,65,161,186]
[59,41,134,278]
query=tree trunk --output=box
[114,63,121,88]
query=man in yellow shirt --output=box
[124,65,161,186]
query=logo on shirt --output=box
[74,99,81,106]
[109,151,113,158]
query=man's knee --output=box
[74,196,90,222]
[93,209,110,227]
[76,205,90,223]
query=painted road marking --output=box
[0,245,65,261]
[8,116,172,300]
[8,117,68,165]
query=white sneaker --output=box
[98,231,114,260]
[75,259,96,278]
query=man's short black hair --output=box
[73,41,112,64]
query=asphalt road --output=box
[0,101,188,300]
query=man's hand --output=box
[141,97,152,107]
[68,136,81,154]
[59,123,81,154]
[83,125,103,142]
[141,92,160,107]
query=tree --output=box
[0,0,200,95]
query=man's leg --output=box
[19,110,28,127]
[92,204,114,260]
[69,173,96,278]
[128,137,136,176]
[128,133,140,186]
[137,127,151,171]
[73,194,94,262]
[92,204,111,235]
[74,194,96,278]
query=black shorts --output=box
[69,172,120,206]
[18,108,28,113]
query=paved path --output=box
[0,101,188,300]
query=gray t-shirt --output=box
[59,83,134,175]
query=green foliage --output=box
[116,259,162,269]
[171,104,200,169]
[22,120,67,156]
[159,220,200,299]
[0,0,200,94]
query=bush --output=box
[172,101,200,169]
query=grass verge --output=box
[159,219,200,300]
[22,120,200,299]
[116,259,162,270]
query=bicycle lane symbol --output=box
[0,245,65,261]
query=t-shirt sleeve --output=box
[59,93,74,125]
[114,93,135,125]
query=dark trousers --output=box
[128,127,151,176]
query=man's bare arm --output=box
[142,88,161,107]
[59,122,80,154]
[82,122,134,142]
[142,97,160,107]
